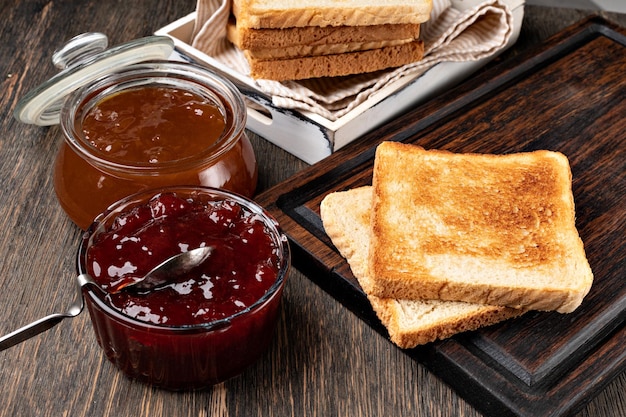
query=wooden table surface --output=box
[0,2,624,416]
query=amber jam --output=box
[57,62,257,230]
[82,86,226,165]
[77,187,289,390]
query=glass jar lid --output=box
[14,32,175,126]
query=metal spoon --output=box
[0,246,213,352]
[111,246,213,293]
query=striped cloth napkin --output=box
[191,0,514,121]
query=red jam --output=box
[86,192,280,326]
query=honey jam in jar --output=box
[15,34,257,229]
[57,62,257,229]
[81,86,227,167]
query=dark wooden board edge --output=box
[255,16,626,417]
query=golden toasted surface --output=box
[232,0,433,29]
[369,142,593,313]
[377,145,570,266]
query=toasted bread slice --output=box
[242,39,414,60]
[370,142,593,313]
[227,19,421,59]
[320,186,523,348]
[232,0,432,30]
[244,40,424,81]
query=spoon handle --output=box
[0,314,67,352]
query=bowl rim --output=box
[76,185,290,332]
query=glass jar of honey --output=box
[15,33,257,229]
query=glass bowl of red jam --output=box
[76,186,289,390]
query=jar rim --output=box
[76,186,290,331]
[60,61,248,174]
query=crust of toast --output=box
[228,19,420,51]
[245,40,424,80]
[369,142,593,313]
[243,39,413,59]
[320,186,523,349]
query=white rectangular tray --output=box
[156,1,524,164]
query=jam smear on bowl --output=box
[78,187,289,390]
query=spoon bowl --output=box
[111,246,214,293]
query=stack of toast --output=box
[320,141,594,348]
[228,0,433,80]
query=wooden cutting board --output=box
[255,16,626,417]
